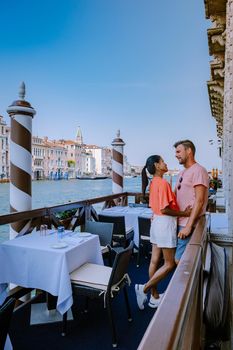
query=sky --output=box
[0,0,222,170]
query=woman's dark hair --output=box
[141,155,161,196]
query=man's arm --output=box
[178,184,206,239]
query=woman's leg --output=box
[147,244,162,297]
[144,247,176,297]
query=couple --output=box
[135,140,209,310]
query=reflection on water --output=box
[0,175,176,242]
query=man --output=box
[174,140,209,262]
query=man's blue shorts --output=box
[175,226,191,261]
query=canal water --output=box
[0,175,176,242]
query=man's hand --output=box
[177,226,193,239]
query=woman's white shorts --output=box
[150,215,177,248]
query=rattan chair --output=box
[98,214,134,248]
[0,298,15,350]
[136,217,151,267]
[62,241,133,347]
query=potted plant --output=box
[55,209,77,229]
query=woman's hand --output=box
[183,205,192,217]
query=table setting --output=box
[100,206,153,247]
[0,228,103,315]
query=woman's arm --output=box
[161,206,191,217]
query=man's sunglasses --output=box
[177,176,183,190]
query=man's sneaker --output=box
[135,284,147,310]
[148,293,164,309]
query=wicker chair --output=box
[62,241,133,347]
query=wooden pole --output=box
[7,82,36,238]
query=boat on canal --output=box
[76,175,109,180]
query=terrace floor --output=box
[9,254,173,350]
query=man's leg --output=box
[175,226,191,264]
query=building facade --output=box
[0,123,133,180]
[0,116,10,179]
[205,0,233,233]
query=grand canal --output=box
[0,177,142,214]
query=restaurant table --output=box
[0,230,103,315]
[209,212,228,235]
[100,206,153,247]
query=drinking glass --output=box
[57,226,65,241]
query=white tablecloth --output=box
[209,212,228,234]
[0,231,103,315]
[100,206,153,247]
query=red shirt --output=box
[149,177,179,215]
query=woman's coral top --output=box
[149,176,179,215]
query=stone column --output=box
[111,130,125,194]
[7,82,36,238]
[223,0,233,234]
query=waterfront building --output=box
[0,115,10,179]
[32,136,46,180]
[80,149,95,175]
[57,139,82,178]
[102,146,112,176]
[43,138,68,180]
[0,120,134,179]
[131,165,143,175]
[32,137,68,180]
[76,126,83,145]
[205,0,233,232]
[123,154,132,175]
[83,145,105,175]
[75,127,112,176]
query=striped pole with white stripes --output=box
[7,82,36,238]
[111,130,125,194]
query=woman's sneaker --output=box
[135,284,147,310]
[148,293,164,308]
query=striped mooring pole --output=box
[7,82,36,238]
[111,130,125,195]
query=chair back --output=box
[0,298,15,349]
[129,203,148,208]
[85,220,113,246]
[138,217,151,238]
[107,241,133,291]
[98,215,126,237]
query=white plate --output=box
[51,242,68,249]
[77,232,92,237]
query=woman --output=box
[135,155,191,309]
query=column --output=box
[7,82,36,238]
[224,0,233,234]
[111,130,125,194]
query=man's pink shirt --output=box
[175,163,209,226]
